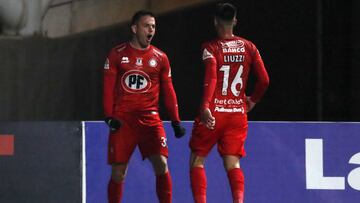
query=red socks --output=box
[108,179,124,203]
[191,167,244,203]
[156,171,172,203]
[190,167,207,203]
[108,172,172,203]
[107,168,243,203]
[227,168,245,203]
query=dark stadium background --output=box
[0,0,359,121]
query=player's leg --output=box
[148,154,172,203]
[223,155,244,203]
[107,116,137,203]
[190,152,207,203]
[189,118,219,203]
[137,112,172,203]
[219,117,247,203]
[108,163,128,203]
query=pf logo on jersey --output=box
[121,70,151,93]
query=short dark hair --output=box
[215,3,237,21]
[131,10,155,25]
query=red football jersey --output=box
[103,43,179,121]
[201,36,269,114]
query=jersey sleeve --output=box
[103,49,118,117]
[201,43,218,109]
[160,54,180,122]
[249,45,270,103]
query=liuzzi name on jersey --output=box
[224,55,244,63]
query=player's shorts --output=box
[189,113,248,158]
[108,111,168,164]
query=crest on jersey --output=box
[202,48,214,60]
[149,58,158,67]
[136,58,143,66]
[104,58,109,69]
[121,70,151,93]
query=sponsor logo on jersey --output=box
[121,57,129,63]
[214,106,244,113]
[121,70,151,93]
[221,40,245,53]
[136,58,143,66]
[148,58,158,67]
[104,58,110,69]
[202,48,214,60]
[214,98,244,105]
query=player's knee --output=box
[149,155,168,175]
[224,162,240,171]
[190,155,205,168]
[223,156,240,171]
[111,170,126,183]
[153,159,168,175]
[111,164,127,183]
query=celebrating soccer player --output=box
[103,10,186,203]
[189,3,270,203]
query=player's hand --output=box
[246,97,256,112]
[171,121,186,138]
[201,108,215,130]
[105,117,121,132]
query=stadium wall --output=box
[1,121,359,202]
[85,121,360,203]
[0,122,82,203]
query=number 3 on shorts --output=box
[160,137,167,147]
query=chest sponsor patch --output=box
[121,57,129,63]
[121,70,151,93]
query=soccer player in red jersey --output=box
[189,3,270,203]
[103,10,186,203]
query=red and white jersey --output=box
[201,36,269,114]
[103,43,180,121]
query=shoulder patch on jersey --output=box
[202,48,214,60]
[104,58,109,69]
